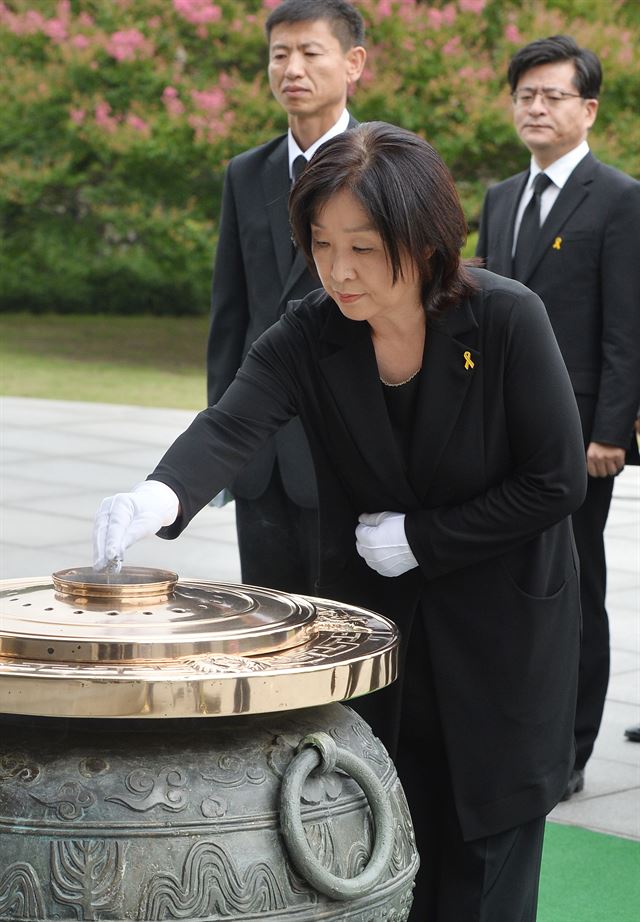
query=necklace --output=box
[379,368,421,387]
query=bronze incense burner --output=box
[0,568,417,920]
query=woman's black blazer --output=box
[153,267,587,841]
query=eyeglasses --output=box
[511,87,583,107]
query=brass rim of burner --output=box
[0,573,400,718]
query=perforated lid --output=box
[0,569,399,718]
[1,567,316,664]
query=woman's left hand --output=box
[355,512,419,577]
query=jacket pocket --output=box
[498,529,576,600]
[488,571,580,724]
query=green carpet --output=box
[538,822,640,922]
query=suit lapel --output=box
[281,247,309,306]
[319,309,418,509]
[319,297,479,508]
[280,116,361,305]
[523,153,596,284]
[410,301,479,498]
[499,173,528,274]
[262,138,294,289]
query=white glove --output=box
[355,512,419,578]
[93,481,180,573]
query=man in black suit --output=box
[206,0,365,594]
[477,35,640,798]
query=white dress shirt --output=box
[288,109,350,179]
[512,140,590,255]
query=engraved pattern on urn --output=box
[265,733,343,805]
[331,713,389,768]
[200,753,267,788]
[138,840,292,919]
[0,863,46,920]
[105,767,187,813]
[0,751,43,785]
[30,781,96,821]
[0,703,417,920]
[51,840,124,921]
[390,783,417,874]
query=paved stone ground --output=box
[1,396,638,840]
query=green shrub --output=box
[1,0,637,314]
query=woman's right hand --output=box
[93,480,180,573]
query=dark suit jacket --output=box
[207,118,358,506]
[476,152,640,460]
[154,269,586,841]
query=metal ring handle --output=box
[279,732,394,900]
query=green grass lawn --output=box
[0,313,208,409]
[0,234,481,410]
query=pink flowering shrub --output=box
[1,0,637,314]
[105,29,154,61]
[173,0,222,26]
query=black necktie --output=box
[291,155,307,184]
[512,172,553,281]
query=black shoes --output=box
[560,725,639,801]
[561,768,585,801]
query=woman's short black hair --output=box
[289,121,476,318]
[507,35,602,99]
[265,0,365,50]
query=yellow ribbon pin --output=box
[464,351,474,370]
[552,236,562,250]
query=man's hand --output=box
[586,441,625,478]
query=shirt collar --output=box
[288,109,350,179]
[528,140,590,190]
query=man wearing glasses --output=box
[477,35,640,799]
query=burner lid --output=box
[0,570,398,719]
[2,567,316,663]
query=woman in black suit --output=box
[94,123,586,921]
